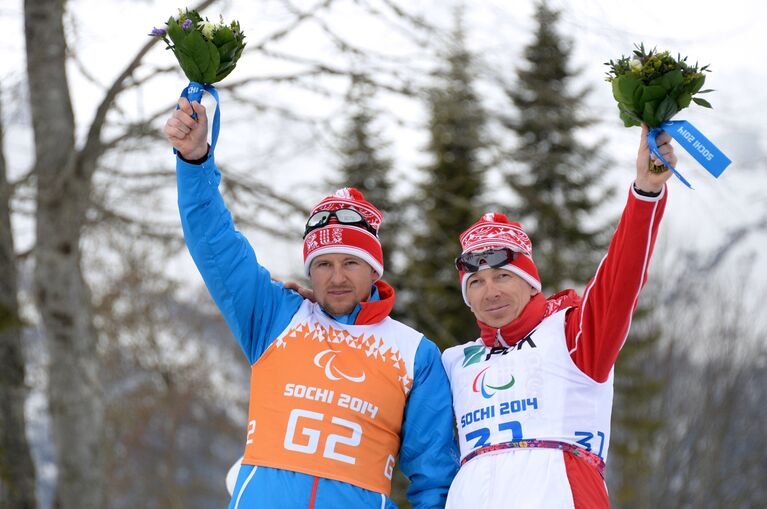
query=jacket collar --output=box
[354,280,395,325]
[477,293,546,347]
[476,289,581,347]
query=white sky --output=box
[2,0,766,288]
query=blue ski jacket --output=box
[176,154,459,508]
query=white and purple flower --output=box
[149,8,246,84]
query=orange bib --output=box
[243,302,420,495]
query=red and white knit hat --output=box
[458,212,541,305]
[303,188,384,279]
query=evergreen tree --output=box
[332,79,401,288]
[401,12,487,349]
[503,5,662,505]
[609,303,665,508]
[501,0,614,292]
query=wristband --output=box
[178,145,210,165]
[633,182,661,198]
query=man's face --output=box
[309,253,378,316]
[466,268,538,328]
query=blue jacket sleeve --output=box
[399,338,460,508]
[176,155,303,364]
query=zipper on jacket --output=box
[308,476,319,508]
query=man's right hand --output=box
[163,98,209,161]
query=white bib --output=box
[442,309,613,463]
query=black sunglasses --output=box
[304,208,377,238]
[455,248,519,272]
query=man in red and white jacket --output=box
[441,125,676,508]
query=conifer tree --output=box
[501,0,613,292]
[609,279,666,508]
[333,79,400,288]
[401,12,487,348]
[503,5,662,504]
[609,304,664,508]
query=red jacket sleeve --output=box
[565,184,668,382]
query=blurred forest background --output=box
[1,0,766,508]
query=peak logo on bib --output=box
[313,348,366,383]
[472,366,515,399]
[462,345,485,368]
[462,337,537,369]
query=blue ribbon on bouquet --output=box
[174,81,221,157]
[647,120,732,189]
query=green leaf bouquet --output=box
[150,9,246,156]
[150,9,246,85]
[605,44,713,173]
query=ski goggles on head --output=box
[455,248,519,272]
[304,208,377,238]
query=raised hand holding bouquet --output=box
[605,44,731,188]
[150,9,246,155]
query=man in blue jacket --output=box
[164,98,458,508]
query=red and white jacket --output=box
[442,184,667,509]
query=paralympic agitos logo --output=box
[463,344,519,399]
[472,366,515,398]
[313,348,366,383]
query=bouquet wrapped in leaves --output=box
[606,43,711,130]
[150,9,246,155]
[151,9,245,84]
[605,44,731,187]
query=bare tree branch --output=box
[251,0,337,51]
[360,0,440,43]
[79,0,221,173]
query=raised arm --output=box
[166,99,302,363]
[565,125,675,382]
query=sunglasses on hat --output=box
[304,208,377,238]
[455,248,519,272]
